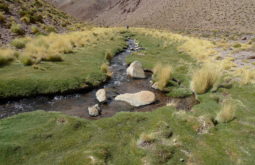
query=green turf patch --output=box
[0,33,126,98]
[1,30,255,165]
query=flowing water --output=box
[0,40,198,119]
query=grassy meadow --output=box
[0,27,255,164]
[0,28,126,98]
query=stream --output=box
[0,39,198,119]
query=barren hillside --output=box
[48,0,255,33]
[0,0,78,44]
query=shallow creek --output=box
[0,40,197,119]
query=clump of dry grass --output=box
[10,23,25,35]
[216,100,236,123]
[190,63,222,94]
[152,63,173,90]
[104,50,113,61]
[137,133,156,146]
[236,68,255,85]
[0,11,5,22]
[0,48,15,65]
[11,37,31,49]
[100,63,112,77]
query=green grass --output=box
[126,31,195,96]
[0,33,126,98]
[1,82,255,165]
[1,29,255,165]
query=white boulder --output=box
[96,89,107,103]
[115,91,156,107]
[127,61,146,78]
[88,104,101,117]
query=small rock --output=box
[127,61,146,78]
[151,82,159,90]
[96,89,107,103]
[115,91,156,107]
[180,158,185,162]
[88,104,101,117]
[242,37,247,40]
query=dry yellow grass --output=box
[0,48,15,65]
[131,28,216,62]
[219,58,237,70]
[137,132,156,146]
[100,63,112,77]
[235,68,255,85]
[152,63,173,90]
[15,28,121,65]
[216,100,236,123]
[190,63,222,94]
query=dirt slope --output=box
[48,0,255,33]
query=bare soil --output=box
[48,0,255,33]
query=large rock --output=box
[88,104,101,117]
[96,89,107,103]
[127,61,146,78]
[115,91,156,107]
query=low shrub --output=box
[31,25,40,34]
[233,43,242,48]
[43,54,63,62]
[0,3,9,12]
[45,26,56,33]
[11,23,25,35]
[20,16,30,24]
[19,55,34,66]
[11,38,30,49]
[0,48,15,66]
[0,11,5,22]
[190,64,222,94]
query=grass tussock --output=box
[0,11,5,22]
[152,63,173,90]
[18,28,119,65]
[190,63,222,94]
[10,23,25,35]
[0,48,15,66]
[30,25,40,34]
[236,68,255,85]
[216,100,236,123]
[11,37,31,49]
[100,63,112,77]
[137,133,157,146]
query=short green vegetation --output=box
[126,30,196,96]
[0,29,255,165]
[1,82,255,165]
[0,31,126,98]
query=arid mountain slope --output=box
[0,0,77,44]
[49,0,255,33]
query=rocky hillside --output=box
[0,0,78,45]
[48,0,255,33]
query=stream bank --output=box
[0,39,198,119]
